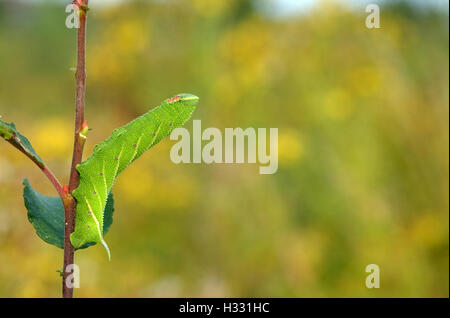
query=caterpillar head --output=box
[166,94,199,107]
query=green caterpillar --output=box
[70,94,198,258]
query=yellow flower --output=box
[32,119,73,159]
[323,88,354,120]
[278,129,304,165]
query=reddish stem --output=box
[42,166,65,198]
[63,0,89,299]
[6,135,65,198]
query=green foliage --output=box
[70,94,198,258]
[0,119,44,167]
[0,1,448,297]
[23,179,114,249]
[23,179,65,248]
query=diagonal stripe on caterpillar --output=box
[70,94,198,258]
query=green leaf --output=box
[70,94,198,258]
[23,179,114,249]
[1,118,44,167]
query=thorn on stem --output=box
[79,120,89,140]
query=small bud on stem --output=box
[79,120,89,140]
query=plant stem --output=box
[4,135,65,198]
[63,1,89,298]
[42,166,65,198]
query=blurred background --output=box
[0,0,448,297]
